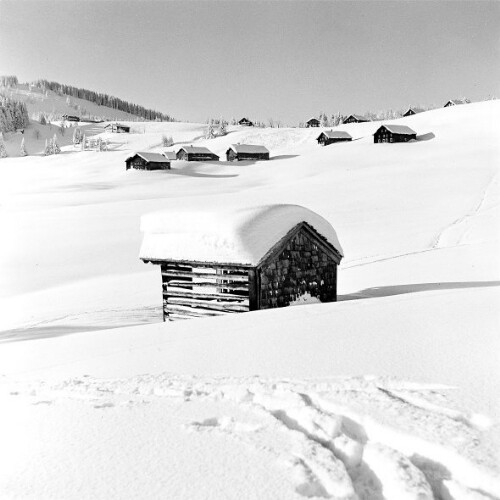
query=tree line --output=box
[33,79,175,122]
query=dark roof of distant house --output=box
[228,144,269,154]
[127,152,169,162]
[445,99,470,106]
[306,117,320,122]
[345,114,369,121]
[239,117,252,122]
[178,146,217,155]
[377,124,417,135]
[317,131,352,140]
[405,107,426,114]
[162,151,177,160]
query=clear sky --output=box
[1,0,499,124]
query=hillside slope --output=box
[0,101,499,499]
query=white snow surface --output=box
[0,100,499,499]
[140,204,343,265]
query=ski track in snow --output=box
[431,172,500,250]
[3,374,499,500]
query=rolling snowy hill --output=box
[0,101,499,499]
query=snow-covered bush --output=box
[162,134,174,147]
[205,124,216,139]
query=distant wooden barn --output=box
[239,118,254,126]
[176,146,219,161]
[343,114,369,124]
[316,131,352,146]
[140,205,343,321]
[126,152,171,170]
[162,151,177,161]
[403,107,425,117]
[374,124,417,143]
[444,99,470,107]
[62,114,79,122]
[105,123,130,133]
[226,144,270,161]
[306,118,320,128]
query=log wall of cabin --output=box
[160,262,250,320]
[258,227,337,309]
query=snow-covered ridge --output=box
[140,204,344,266]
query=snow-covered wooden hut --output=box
[176,146,219,162]
[62,114,79,122]
[403,107,425,117]
[125,152,171,171]
[162,151,177,161]
[140,205,343,321]
[238,118,254,126]
[306,118,320,128]
[343,114,369,124]
[374,124,417,143]
[105,123,130,133]
[316,131,352,146]
[226,144,270,161]
[444,99,470,107]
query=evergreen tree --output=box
[0,139,7,158]
[40,114,47,125]
[52,134,61,154]
[81,134,86,151]
[20,137,27,156]
[218,119,227,136]
[205,123,215,139]
[320,113,329,127]
[44,138,51,156]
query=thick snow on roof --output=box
[178,145,216,155]
[129,152,168,163]
[319,131,352,139]
[346,114,369,121]
[140,204,343,266]
[162,151,177,160]
[228,144,269,154]
[405,107,426,114]
[378,124,417,135]
[446,99,470,106]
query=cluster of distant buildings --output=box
[122,99,470,171]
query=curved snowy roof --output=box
[376,124,417,135]
[227,144,269,154]
[127,152,169,162]
[317,131,352,140]
[177,146,216,155]
[140,204,343,266]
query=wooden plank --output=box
[165,281,248,291]
[166,304,229,317]
[166,296,249,312]
[165,263,250,273]
[164,288,249,302]
[162,270,248,282]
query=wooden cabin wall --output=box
[258,227,337,309]
[161,262,250,320]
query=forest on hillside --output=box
[32,79,175,122]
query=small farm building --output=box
[62,114,79,122]
[239,118,254,126]
[140,205,343,321]
[374,124,417,143]
[105,123,130,133]
[444,99,470,107]
[316,131,352,146]
[226,144,270,161]
[403,107,426,117]
[126,152,171,171]
[343,114,369,124]
[176,146,219,162]
[163,151,177,161]
[306,118,320,128]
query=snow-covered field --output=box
[0,101,499,499]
